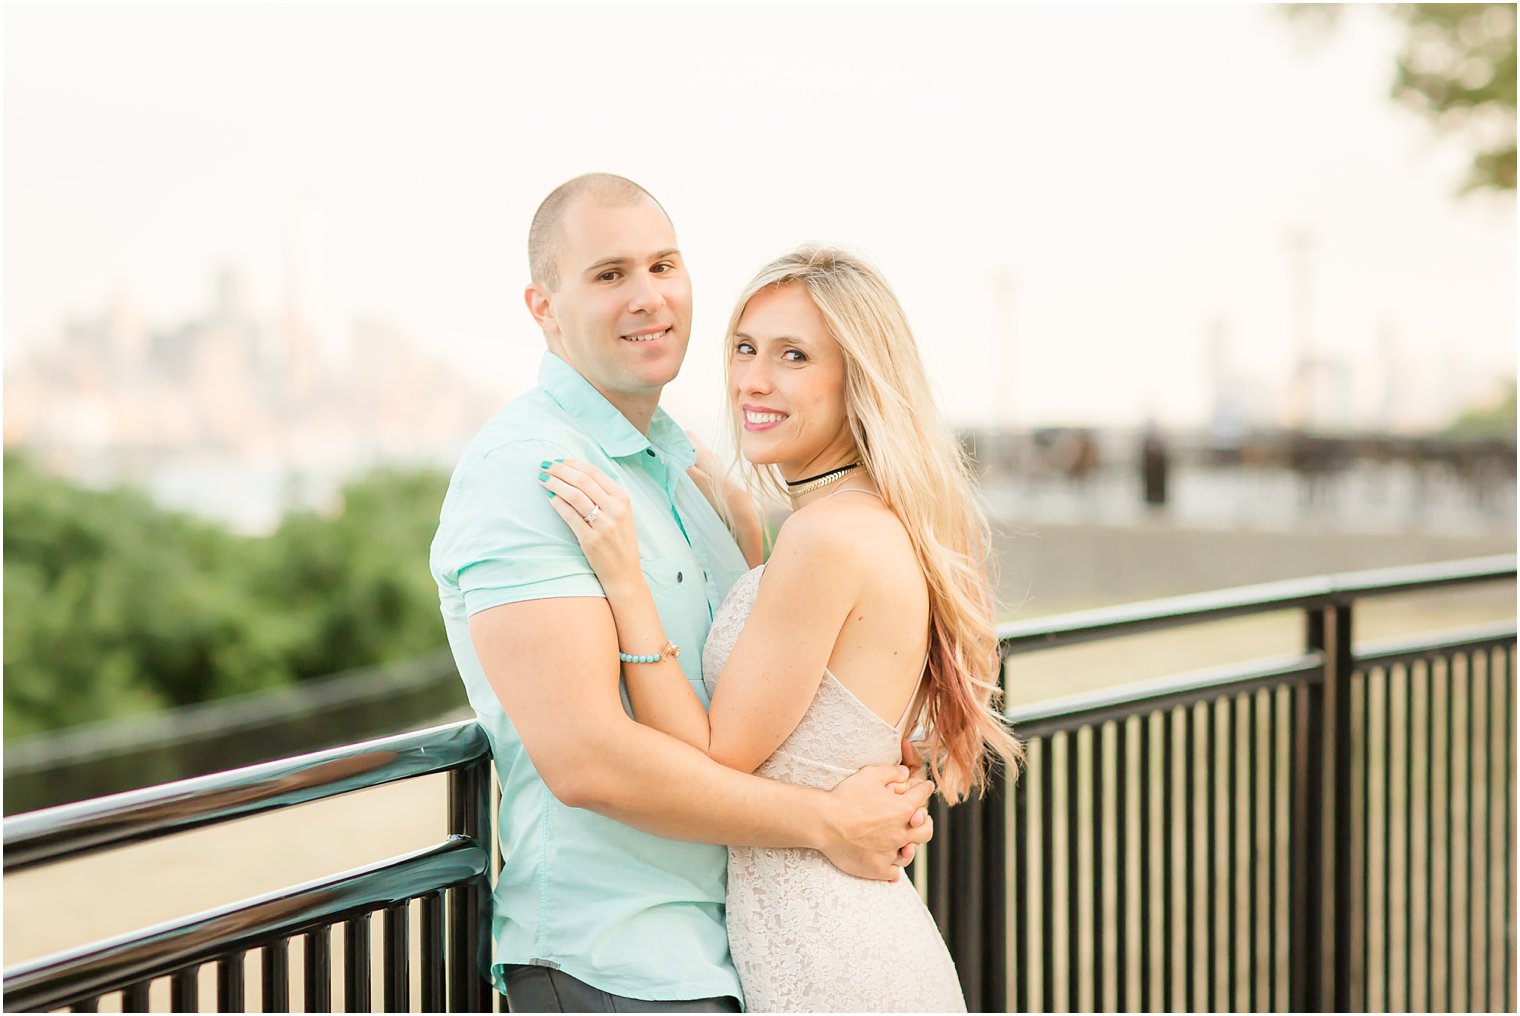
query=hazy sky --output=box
[5,3,1515,437]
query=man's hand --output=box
[894,736,933,868]
[818,764,935,882]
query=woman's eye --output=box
[782,349,807,363]
[734,342,755,356]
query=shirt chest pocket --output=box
[636,555,711,692]
[638,555,701,597]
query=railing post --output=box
[1294,602,1353,1011]
[448,756,494,1013]
[1327,602,1355,1013]
[948,791,985,1011]
[981,757,1009,1014]
[946,756,1012,1014]
[1292,608,1324,1011]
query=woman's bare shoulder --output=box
[772,492,916,577]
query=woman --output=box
[538,245,1020,1012]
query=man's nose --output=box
[627,272,666,314]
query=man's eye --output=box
[598,271,620,282]
[651,262,675,274]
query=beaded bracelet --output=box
[619,640,680,665]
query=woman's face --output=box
[729,283,855,479]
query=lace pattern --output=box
[704,567,966,1013]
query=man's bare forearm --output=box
[559,710,828,849]
[469,597,927,880]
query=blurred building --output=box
[3,267,504,530]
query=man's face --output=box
[530,195,692,414]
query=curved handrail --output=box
[1005,651,1326,738]
[4,837,490,1013]
[3,720,489,873]
[998,553,1515,654]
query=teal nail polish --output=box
[538,471,549,481]
[546,490,556,499]
[540,460,552,469]
[554,457,564,463]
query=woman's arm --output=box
[540,460,718,753]
[685,429,764,568]
[541,460,861,773]
[700,507,864,771]
[601,572,717,752]
[686,463,764,567]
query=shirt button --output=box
[676,571,684,583]
[646,449,656,457]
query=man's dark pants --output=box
[502,964,742,1013]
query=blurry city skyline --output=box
[5,4,1515,446]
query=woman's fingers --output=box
[542,481,591,536]
[545,459,614,512]
[567,458,617,486]
[538,467,599,522]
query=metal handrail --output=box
[3,838,489,1013]
[998,553,1516,654]
[1000,620,1519,738]
[3,720,489,872]
[1006,651,1326,738]
[1351,618,1518,667]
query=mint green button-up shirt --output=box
[430,352,750,1003]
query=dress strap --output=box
[894,654,931,731]
[823,486,884,501]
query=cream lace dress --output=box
[704,565,967,1013]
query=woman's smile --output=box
[742,404,788,431]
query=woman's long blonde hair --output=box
[722,245,1022,801]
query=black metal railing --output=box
[3,723,495,1013]
[924,553,1517,1013]
[5,555,1515,1013]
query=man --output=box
[430,173,934,1012]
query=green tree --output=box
[3,454,284,736]
[1284,4,1517,193]
[4,454,454,738]
[1448,377,1518,434]
[252,467,454,678]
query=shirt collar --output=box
[538,351,696,469]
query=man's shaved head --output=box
[528,173,670,290]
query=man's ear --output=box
[525,282,557,336]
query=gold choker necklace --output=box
[786,463,860,498]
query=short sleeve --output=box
[431,439,604,616]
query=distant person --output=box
[1141,420,1169,508]
[430,176,935,1013]
[540,245,1021,1011]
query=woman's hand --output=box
[684,429,765,567]
[686,428,725,483]
[540,459,644,591]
